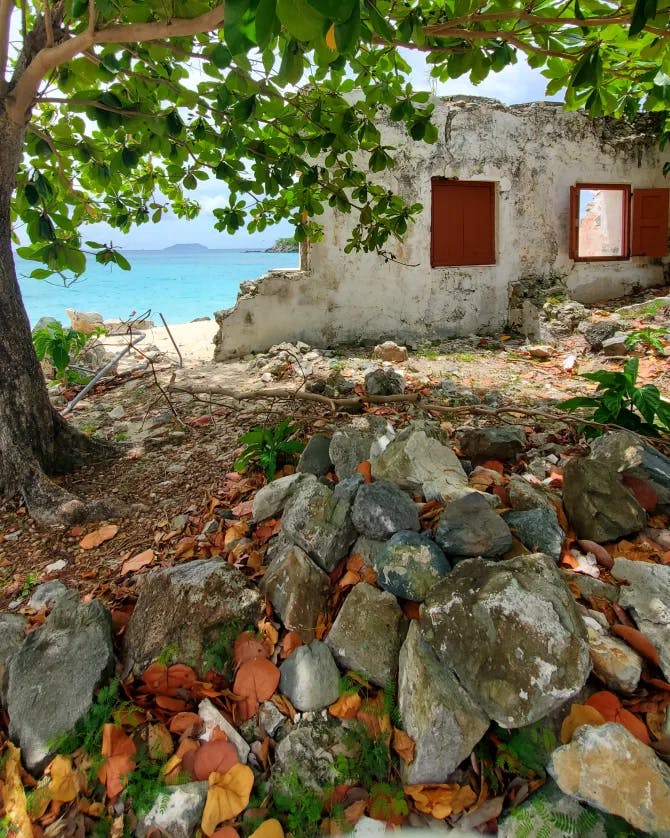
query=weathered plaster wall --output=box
[214,97,670,359]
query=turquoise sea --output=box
[15,249,299,327]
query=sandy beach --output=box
[102,318,220,367]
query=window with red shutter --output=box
[431,179,495,267]
[631,188,670,257]
[568,184,630,261]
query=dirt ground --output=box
[1,285,669,613]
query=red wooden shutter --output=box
[631,188,670,257]
[431,180,495,267]
[568,185,578,260]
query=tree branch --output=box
[43,0,54,48]
[6,4,224,124]
[0,0,13,96]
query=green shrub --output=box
[32,321,104,385]
[558,358,670,437]
[234,418,305,480]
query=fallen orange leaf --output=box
[79,524,119,550]
[233,658,280,720]
[249,819,284,838]
[1,742,33,836]
[404,783,477,819]
[328,692,362,720]
[280,631,303,659]
[169,712,203,735]
[234,631,271,668]
[98,724,136,800]
[560,704,606,743]
[201,764,254,836]
[121,548,154,576]
[193,740,239,781]
[391,728,415,764]
[356,461,373,483]
[211,829,241,838]
[611,624,660,666]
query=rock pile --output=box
[2,422,670,835]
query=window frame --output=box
[431,178,496,268]
[569,183,631,262]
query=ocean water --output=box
[15,249,299,327]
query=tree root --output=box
[20,466,125,526]
[49,412,119,474]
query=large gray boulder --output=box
[7,592,114,772]
[370,424,468,495]
[297,434,333,477]
[562,458,646,541]
[549,723,670,835]
[281,480,358,572]
[421,554,591,728]
[503,507,565,561]
[578,319,621,351]
[260,545,330,643]
[398,622,488,784]
[326,583,405,687]
[0,614,27,706]
[458,426,526,463]
[328,419,393,480]
[124,559,263,675]
[364,368,405,396]
[375,531,451,602]
[590,430,670,506]
[279,641,340,712]
[611,557,670,681]
[252,473,315,521]
[351,480,420,540]
[435,492,512,558]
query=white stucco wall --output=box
[214,97,670,359]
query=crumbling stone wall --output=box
[214,97,669,360]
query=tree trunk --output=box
[0,111,117,525]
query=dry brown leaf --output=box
[211,829,241,838]
[404,783,477,819]
[233,631,271,668]
[224,521,249,548]
[121,549,154,576]
[193,740,239,781]
[147,724,174,760]
[1,742,33,837]
[201,764,254,836]
[233,658,280,720]
[169,712,202,736]
[280,631,303,659]
[249,819,285,838]
[337,570,360,589]
[79,524,119,550]
[257,619,279,647]
[611,624,661,666]
[343,800,367,827]
[163,738,200,784]
[391,728,416,765]
[46,754,78,803]
[560,704,606,744]
[98,724,137,800]
[328,692,362,720]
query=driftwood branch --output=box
[6,4,225,123]
[169,383,421,412]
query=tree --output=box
[1,0,668,523]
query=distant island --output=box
[163,243,209,253]
[266,237,299,253]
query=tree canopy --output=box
[4,0,670,284]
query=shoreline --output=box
[102,318,220,366]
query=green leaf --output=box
[629,0,657,37]
[210,43,233,69]
[278,40,303,84]
[255,0,278,49]
[632,384,662,425]
[224,0,257,55]
[334,2,360,53]
[306,0,356,23]
[556,396,601,411]
[363,0,393,41]
[112,251,131,270]
[277,0,325,41]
